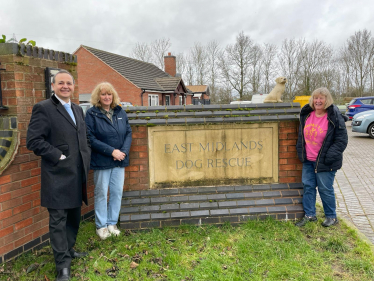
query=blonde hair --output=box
[91,82,121,109]
[308,87,334,110]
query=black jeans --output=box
[48,207,81,271]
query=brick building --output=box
[74,46,191,106]
[186,85,210,105]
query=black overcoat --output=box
[26,95,91,209]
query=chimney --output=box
[164,52,176,77]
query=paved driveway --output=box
[334,123,374,242]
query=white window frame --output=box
[179,95,184,105]
[148,94,159,106]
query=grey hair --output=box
[52,70,75,84]
[308,87,334,110]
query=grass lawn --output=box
[2,208,374,280]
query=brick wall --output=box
[0,51,94,263]
[278,121,302,183]
[124,126,149,191]
[164,53,176,77]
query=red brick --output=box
[31,183,41,192]
[288,170,302,177]
[278,146,287,152]
[288,158,302,164]
[137,126,147,132]
[139,165,148,171]
[0,243,14,256]
[32,225,49,239]
[132,132,147,139]
[139,177,149,184]
[0,175,11,185]
[13,202,32,215]
[279,164,296,171]
[279,159,287,165]
[129,151,138,159]
[13,154,30,164]
[139,152,148,158]
[22,192,39,203]
[279,127,296,134]
[296,164,303,170]
[130,172,148,178]
[11,170,31,182]
[14,234,33,248]
[131,145,147,152]
[278,171,287,177]
[21,176,39,187]
[0,209,12,220]
[279,152,297,159]
[2,197,22,210]
[0,193,11,203]
[22,206,40,219]
[279,177,297,183]
[15,218,33,231]
[288,146,297,152]
[2,213,23,228]
[1,181,21,193]
[10,186,32,199]
[3,228,25,245]
[31,168,41,176]
[279,140,296,146]
[19,161,39,171]
[0,226,14,238]
[278,133,288,140]
[128,178,139,185]
[24,221,41,236]
[126,166,139,172]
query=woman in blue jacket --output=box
[85,82,132,240]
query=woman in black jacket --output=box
[295,87,348,227]
[85,83,132,239]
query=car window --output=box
[348,99,356,105]
[361,99,372,105]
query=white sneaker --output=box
[96,227,111,240]
[108,225,121,236]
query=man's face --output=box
[52,73,74,102]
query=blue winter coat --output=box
[85,105,132,170]
[296,104,348,172]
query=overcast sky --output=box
[1,0,373,57]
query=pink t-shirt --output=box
[304,111,329,161]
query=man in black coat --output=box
[27,70,91,281]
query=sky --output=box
[1,0,373,57]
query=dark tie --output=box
[63,103,76,125]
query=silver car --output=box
[351,110,374,138]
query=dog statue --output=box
[263,77,287,103]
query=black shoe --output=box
[71,251,88,259]
[56,268,70,281]
[322,218,338,227]
[295,215,317,227]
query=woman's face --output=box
[100,90,112,108]
[313,94,326,111]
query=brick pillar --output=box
[0,44,93,263]
[278,121,302,183]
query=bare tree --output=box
[261,43,278,94]
[206,40,221,99]
[176,52,187,77]
[341,29,374,96]
[248,44,263,94]
[190,42,208,85]
[184,53,195,86]
[278,38,305,100]
[151,38,172,69]
[219,31,253,100]
[130,42,153,63]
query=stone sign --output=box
[0,116,19,175]
[148,123,278,188]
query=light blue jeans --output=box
[94,167,125,229]
[302,160,337,218]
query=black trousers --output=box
[48,207,81,271]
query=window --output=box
[165,95,170,106]
[179,96,184,105]
[148,94,159,106]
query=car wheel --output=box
[369,123,374,139]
